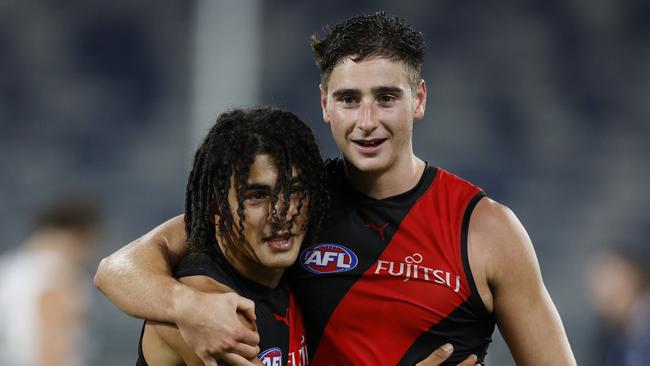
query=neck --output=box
[216,238,284,288]
[344,155,426,199]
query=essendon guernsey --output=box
[290,159,495,365]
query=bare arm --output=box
[93,215,260,365]
[143,276,262,366]
[471,199,576,365]
[94,215,190,320]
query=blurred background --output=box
[1,0,648,364]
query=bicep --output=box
[477,202,575,365]
[128,214,189,266]
[93,215,187,295]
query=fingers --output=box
[220,352,259,366]
[235,295,257,321]
[416,343,454,366]
[415,343,480,366]
[457,354,479,366]
[231,340,260,359]
[237,326,260,347]
[201,359,219,366]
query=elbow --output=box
[93,256,113,292]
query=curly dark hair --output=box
[185,107,327,256]
[310,12,425,90]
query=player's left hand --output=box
[415,343,480,366]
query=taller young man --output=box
[95,13,576,365]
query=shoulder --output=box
[470,198,521,239]
[178,275,233,294]
[433,167,483,194]
[469,198,541,289]
[173,250,240,292]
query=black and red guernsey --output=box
[290,159,495,365]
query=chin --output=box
[261,251,300,269]
[347,156,390,174]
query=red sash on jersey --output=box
[288,290,308,365]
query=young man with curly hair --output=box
[96,13,575,366]
[135,107,325,365]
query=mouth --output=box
[263,232,294,252]
[352,138,387,147]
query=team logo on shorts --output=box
[300,243,358,274]
[258,347,282,366]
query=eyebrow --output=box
[332,88,361,99]
[244,177,302,191]
[331,86,404,98]
[244,183,272,191]
[372,86,404,96]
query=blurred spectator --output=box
[0,198,101,366]
[587,244,650,366]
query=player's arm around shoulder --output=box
[94,214,189,319]
[469,198,576,365]
[143,275,263,366]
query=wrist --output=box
[170,281,197,324]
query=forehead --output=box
[326,57,411,91]
[245,154,300,184]
[247,154,278,184]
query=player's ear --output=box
[413,79,427,120]
[320,84,331,124]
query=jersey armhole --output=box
[460,192,492,318]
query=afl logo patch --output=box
[300,243,358,274]
[258,347,282,366]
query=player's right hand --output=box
[175,290,260,366]
[415,343,480,366]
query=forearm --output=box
[94,216,190,322]
[496,288,575,365]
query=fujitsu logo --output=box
[374,253,461,293]
[288,335,308,366]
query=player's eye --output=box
[339,95,357,104]
[245,190,270,201]
[378,95,396,104]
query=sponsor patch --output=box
[300,243,358,274]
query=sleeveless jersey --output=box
[290,159,495,365]
[137,247,307,366]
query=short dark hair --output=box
[185,107,327,254]
[33,198,101,235]
[310,12,425,90]
[610,244,650,287]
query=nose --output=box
[357,100,378,133]
[270,193,300,224]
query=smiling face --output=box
[215,154,308,286]
[320,57,426,175]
